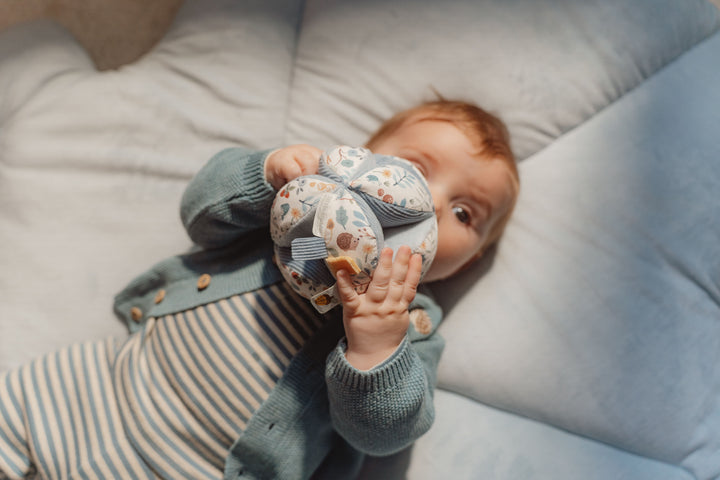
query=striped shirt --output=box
[0,282,322,479]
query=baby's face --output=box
[370,119,517,282]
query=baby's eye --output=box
[452,206,471,225]
[409,161,427,178]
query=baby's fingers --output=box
[366,248,394,303]
[402,253,423,304]
[335,270,361,311]
[294,146,322,175]
[387,246,412,302]
[368,247,420,305]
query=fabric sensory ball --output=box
[270,145,437,312]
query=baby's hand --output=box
[265,144,322,190]
[336,246,423,371]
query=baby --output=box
[0,100,519,480]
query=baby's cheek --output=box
[445,227,483,264]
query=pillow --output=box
[433,32,720,474]
[360,390,695,480]
[286,0,720,160]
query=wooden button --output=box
[130,307,143,322]
[197,274,211,290]
[154,289,166,304]
[410,309,432,335]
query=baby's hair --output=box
[366,99,520,258]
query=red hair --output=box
[366,100,519,257]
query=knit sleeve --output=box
[180,148,277,249]
[325,292,445,456]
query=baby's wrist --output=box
[345,340,403,371]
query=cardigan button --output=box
[154,289,166,304]
[130,307,143,323]
[197,273,212,290]
[410,309,432,335]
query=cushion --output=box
[286,0,720,160]
[359,389,695,480]
[432,30,720,477]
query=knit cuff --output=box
[180,148,278,246]
[231,148,278,205]
[326,336,420,393]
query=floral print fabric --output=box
[270,146,437,312]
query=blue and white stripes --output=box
[0,282,322,479]
[0,337,155,479]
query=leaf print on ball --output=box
[336,206,348,228]
[352,210,367,228]
[391,170,415,188]
[298,196,318,213]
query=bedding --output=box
[1,0,719,478]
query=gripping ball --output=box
[270,145,437,312]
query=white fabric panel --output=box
[286,0,719,160]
